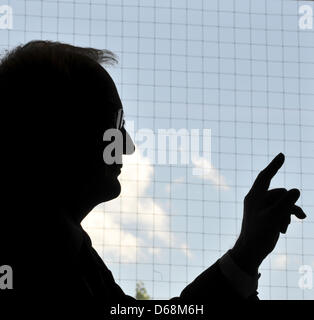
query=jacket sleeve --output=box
[171,260,259,301]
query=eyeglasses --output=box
[114,108,125,129]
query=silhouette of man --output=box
[0,41,306,311]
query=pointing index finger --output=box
[249,153,285,196]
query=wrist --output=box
[230,239,262,277]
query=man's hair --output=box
[0,40,117,79]
[0,39,118,126]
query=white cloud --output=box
[271,254,287,270]
[192,156,230,190]
[82,148,191,263]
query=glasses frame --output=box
[114,108,125,130]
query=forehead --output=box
[92,63,123,111]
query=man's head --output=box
[0,40,135,221]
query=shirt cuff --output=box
[218,250,260,299]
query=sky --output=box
[1,0,313,299]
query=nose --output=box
[123,128,135,155]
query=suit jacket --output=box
[1,211,258,313]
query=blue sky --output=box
[1,0,313,299]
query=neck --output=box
[57,197,95,225]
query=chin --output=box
[103,176,121,201]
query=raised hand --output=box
[230,153,306,276]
